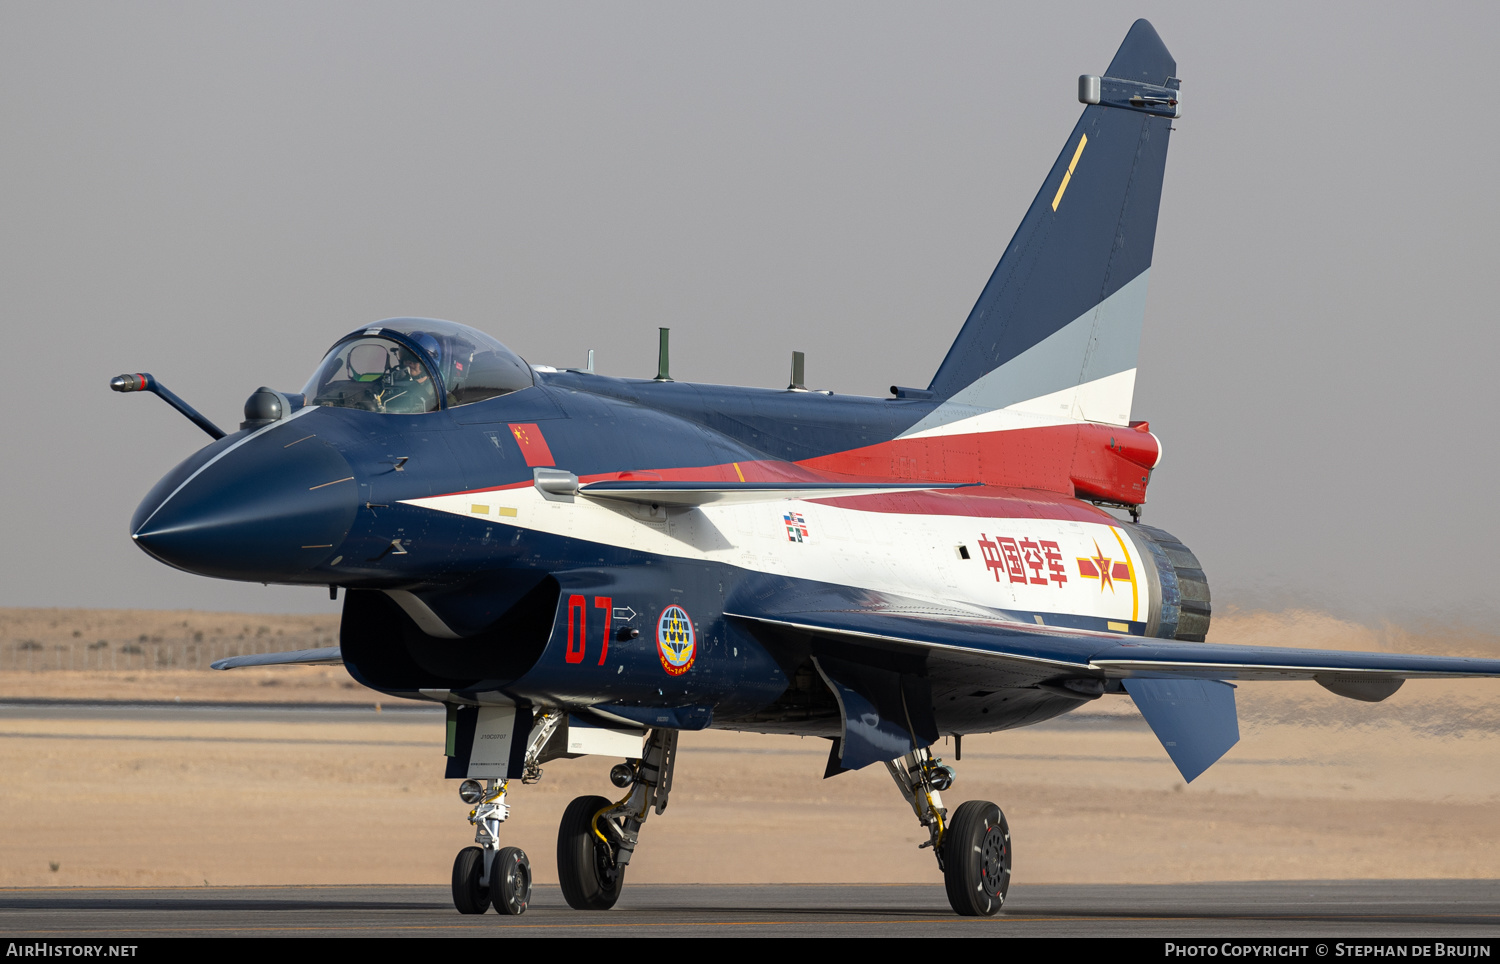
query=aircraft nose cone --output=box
[131,428,358,582]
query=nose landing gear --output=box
[446,711,562,916]
[450,779,534,916]
[886,745,1010,917]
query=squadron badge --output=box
[655,604,696,676]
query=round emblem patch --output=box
[655,605,696,676]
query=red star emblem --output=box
[1091,540,1114,593]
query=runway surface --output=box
[9,696,1500,936]
[5,880,1500,938]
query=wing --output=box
[727,589,1500,782]
[735,607,1500,683]
[210,646,343,669]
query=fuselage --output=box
[129,365,1205,740]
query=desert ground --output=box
[4,606,1500,889]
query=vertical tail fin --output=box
[917,20,1177,434]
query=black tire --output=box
[940,800,1011,917]
[451,846,489,915]
[557,794,625,910]
[490,846,532,916]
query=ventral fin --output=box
[1122,677,1238,782]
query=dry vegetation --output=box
[1,608,340,675]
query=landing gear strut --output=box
[886,745,1010,917]
[557,728,679,910]
[446,710,562,916]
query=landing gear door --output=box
[535,713,647,764]
[445,704,532,779]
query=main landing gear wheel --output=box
[941,800,1011,917]
[451,846,489,914]
[557,794,625,910]
[490,846,532,916]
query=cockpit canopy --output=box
[302,319,534,414]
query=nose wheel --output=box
[451,846,489,915]
[489,846,533,915]
[450,844,533,916]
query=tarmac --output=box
[9,609,1500,941]
[5,880,1500,938]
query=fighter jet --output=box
[114,20,1500,918]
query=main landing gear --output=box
[886,745,1011,916]
[557,728,679,910]
[447,710,563,916]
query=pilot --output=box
[382,347,439,414]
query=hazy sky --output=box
[3,2,1496,624]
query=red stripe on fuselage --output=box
[427,419,1158,523]
[799,422,1159,505]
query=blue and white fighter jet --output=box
[115,20,1500,917]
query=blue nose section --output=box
[131,427,359,582]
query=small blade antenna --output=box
[788,350,806,391]
[654,328,673,381]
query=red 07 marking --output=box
[564,595,614,665]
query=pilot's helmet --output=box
[414,333,442,368]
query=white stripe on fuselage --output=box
[403,487,1148,626]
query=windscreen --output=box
[302,337,440,414]
[303,320,534,414]
[380,320,534,407]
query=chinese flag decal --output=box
[507,423,556,467]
